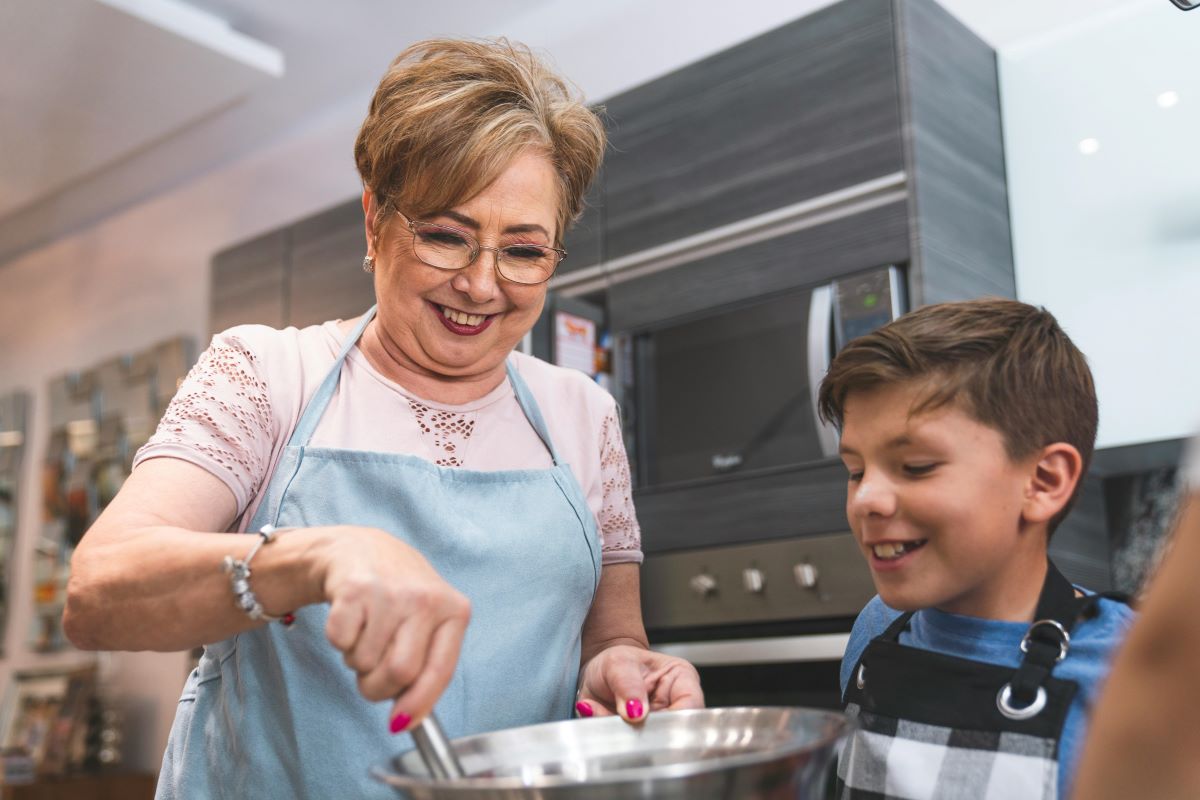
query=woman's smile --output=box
[429,300,497,336]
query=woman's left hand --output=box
[576,645,704,722]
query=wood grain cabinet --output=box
[209,198,371,336]
[209,230,288,335]
[557,0,1014,312]
[557,168,605,277]
[287,202,375,329]
[600,0,905,263]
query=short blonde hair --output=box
[354,38,605,246]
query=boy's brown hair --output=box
[817,297,1097,533]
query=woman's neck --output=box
[350,317,509,406]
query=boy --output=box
[818,298,1133,800]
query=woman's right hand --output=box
[316,526,471,733]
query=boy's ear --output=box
[1023,443,1084,525]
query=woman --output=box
[64,38,703,799]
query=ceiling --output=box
[0,0,1167,267]
[0,0,282,221]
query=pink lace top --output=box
[134,318,642,565]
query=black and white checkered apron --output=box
[836,561,1113,800]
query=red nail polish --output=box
[625,698,644,720]
[575,701,594,718]
[390,713,411,734]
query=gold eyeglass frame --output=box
[396,211,567,286]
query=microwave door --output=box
[639,285,838,486]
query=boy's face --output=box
[838,382,1049,621]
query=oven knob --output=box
[742,568,766,594]
[689,573,718,598]
[794,562,819,589]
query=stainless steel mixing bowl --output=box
[373,706,849,799]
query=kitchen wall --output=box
[0,0,833,772]
[1000,1,1200,449]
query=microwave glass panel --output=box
[639,289,827,485]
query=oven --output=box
[643,532,876,709]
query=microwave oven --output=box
[615,265,905,489]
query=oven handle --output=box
[807,285,839,458]
[651,633,850,667]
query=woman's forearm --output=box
[65,524,331,652]
[579,563,649,669]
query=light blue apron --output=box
[157,307,601,799]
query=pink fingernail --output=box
[575,701,594,718]
[390,713,411,734]
[625,698,644,720]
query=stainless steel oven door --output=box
[640,532,876,709]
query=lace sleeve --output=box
[598,405,643,565]
[133,334,276,514]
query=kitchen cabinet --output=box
[209,198,372,336]
[209,230,287,335]
[287,201,374,329]
[608,199,908,332]
[556,167,605,276]
[600,0,904,263]
[556,0,1014,311]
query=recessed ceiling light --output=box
[1157,90,1180,109]
[1078,138,1101,156]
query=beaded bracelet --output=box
[222,524,296,627]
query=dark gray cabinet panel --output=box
[1049,475,1111,592]
[211,198,373,335]
[608,199,909,332]
[635,462,849,554]
[557,167,605,274]
[288,200,375,328]
[601,0,904,261]
[896,0,1015,304]
[210,230,287,335]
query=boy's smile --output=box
[838,381,1050,622]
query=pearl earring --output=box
[362,255,375,273]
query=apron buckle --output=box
[1020,618,1070,663]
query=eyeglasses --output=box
[396,212,566,285]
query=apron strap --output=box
[504,359,563,466]
[1006,559,1090,710]
[879,609,917,643]
[287,306,378,447]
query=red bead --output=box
[281,613,296,627]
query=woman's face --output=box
[365,151,559,381]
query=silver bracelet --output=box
[222,524,296,626]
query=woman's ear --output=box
[362,188,378,256]
[1023,443,1084,525]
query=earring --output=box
[362,255,375,273]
